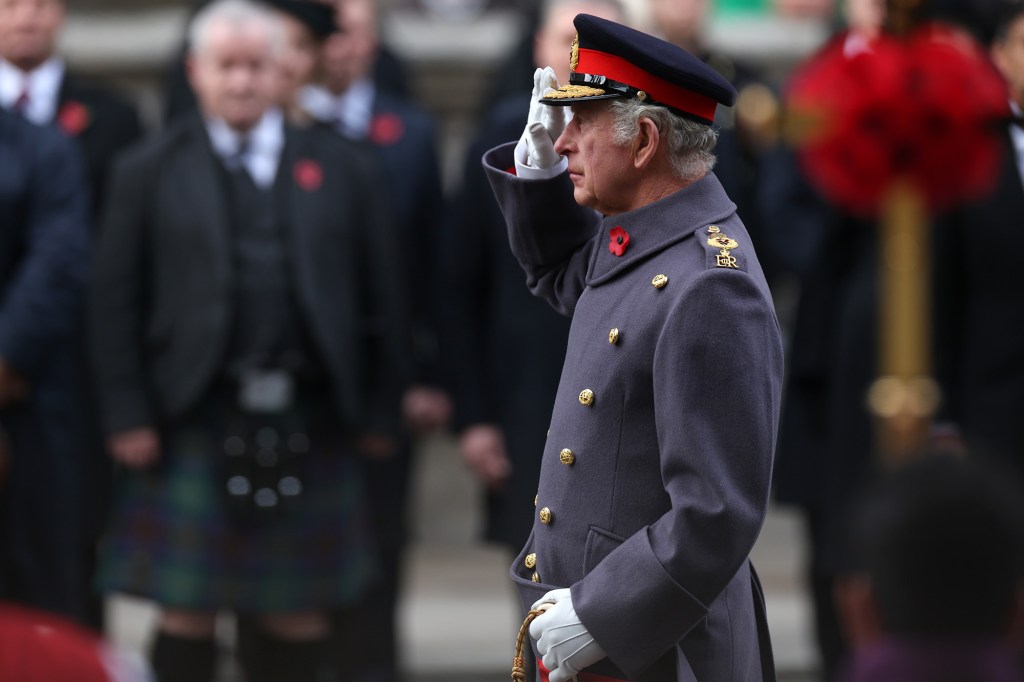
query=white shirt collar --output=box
[299,77,376,138]
[205,107,285,189]
[0,56,65,125]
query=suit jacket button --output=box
[578,389,595,406]
[539,507,553,524]
[525,553,537,569]
[652,274,669,289]
[532,572,541,583]
[609,328,620,345]
[534,494,539,507]
[559,448,575,466]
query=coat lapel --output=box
[278,126,323,297]
[174,115,232,286]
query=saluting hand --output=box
[521,66,571,169]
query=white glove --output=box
[529,589,607,682]
[517,66,572,170]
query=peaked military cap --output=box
[541,13,737,125]
[262,0,337,39]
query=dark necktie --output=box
[12,86,29,118]
[227,136,251,169]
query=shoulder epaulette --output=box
[701,224,747,272]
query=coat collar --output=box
[586,171,736,286]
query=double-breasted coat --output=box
[483,142,784,682]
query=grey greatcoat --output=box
[483,142,784,682]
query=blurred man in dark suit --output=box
[0,0,144,629]
[0,0,142,220]
[89,2,408,680]
[934,0,1024,481]
[0,108,91,622]
[300,2,450,679]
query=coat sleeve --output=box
[352,147,412,437]
[482,141,600,316]
[88,147,156,435]
[572,268,784,678]
[0,129,90,379]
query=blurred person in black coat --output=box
[762,0,888,678]
[444,0,625,555]
[0,0,144,629]
[933,1,1024,484]
[0,109,91,621]
[299,2,450,679]
[89,2,408,680]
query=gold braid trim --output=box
[543,85,607,99]
[512,608,549,682]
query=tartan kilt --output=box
[96,390,375,613]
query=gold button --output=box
[652,274,669,289]
[560,448,575,466]
[525,553,537,569]
[539,507,553,524]
[534,494,539,507]
[708,225,721,234]
[579,389,595,406]
[532,572,541,583]
[609,328,620,345]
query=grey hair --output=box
[609,99,719,181]
[187,0,284,57]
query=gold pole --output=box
[868,181,940,464]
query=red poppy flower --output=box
[787,24,1008,215]
[608,226,630,256]
[56,100,91,136]
[293,159,323,191]
[369,113,404,146]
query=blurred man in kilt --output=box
[88,2,408,680]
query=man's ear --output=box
[632,116,661,171]
[835,573,883,647]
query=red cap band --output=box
[576,48,718,122]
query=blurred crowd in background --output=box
[3,0,1024,680]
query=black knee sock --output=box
[150,631,218,682]
[257,635,338,682]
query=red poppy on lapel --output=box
[369,112,404,146]
[608,226,630,256]
[293,159,323,191]
[56,101,91,136]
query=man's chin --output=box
[4,47,50,70]
[222,110,264,131]
[572,189,595,210]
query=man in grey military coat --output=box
[481,14,784,682]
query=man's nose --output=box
[553,121,575,155]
